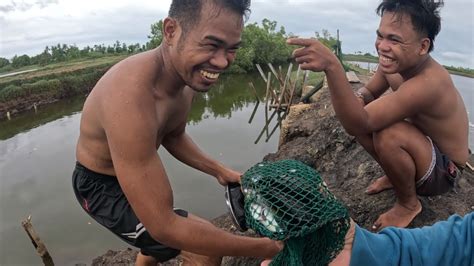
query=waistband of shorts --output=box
[75,161,117,179]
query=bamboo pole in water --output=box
[21,215,54,266]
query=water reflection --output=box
[189,74,265,123]
[0,96,86,140]
[1,73,266,140]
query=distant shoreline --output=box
[343,55,474,78]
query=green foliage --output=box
[147,20,164,49]
[0,84,24,101]
[4,42,145,72]
[444,65,474,77]
[342,53,379,63]
[229,19,293,73]
[0,65,108,102]
[0,58,10,68]
[11,55,31,68]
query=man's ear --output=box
[419,38,430,55]
[163,17,179,46]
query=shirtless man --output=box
[288,0,469,230]
[72,0,282,265]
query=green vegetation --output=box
[343,53,474,78]
[0,64,110,102]
[342,53,379,63]
[444,66,474,78]
[0,42,144,74]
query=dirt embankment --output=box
[92,74,474,265]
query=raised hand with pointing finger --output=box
[287,37,339,72]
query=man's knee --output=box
[373,123,409,153]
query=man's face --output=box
[169,4,243,92]
[375,12,426,74]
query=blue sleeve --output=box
[350,212,473,266]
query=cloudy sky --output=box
[1,0,473,68]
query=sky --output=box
[0,0,473,68]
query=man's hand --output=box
[287,38,339,72]
[216,166,242,186]
[259,238,285,265]
[261,238,285,259]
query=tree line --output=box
[0,42,147,72]
[1,19,344,75]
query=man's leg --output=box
[178,213,222,266]
[355,134,394,194]
[371,121,433,230]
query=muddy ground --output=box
[92,74,474,265]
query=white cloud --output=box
[1,0,472,68]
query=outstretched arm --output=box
[287,38,437,136]
[162,129,241,185]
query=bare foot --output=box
[179,250,222,266]
[365,175,393,195]
[371,200,422,232]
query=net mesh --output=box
[241,159,350,266]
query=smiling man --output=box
[72,0,282,265]
[288,0,469,231]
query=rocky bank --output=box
[91,74,474,265]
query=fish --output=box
[249,202,283,233]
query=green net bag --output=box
[241,159,350,266]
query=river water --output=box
[0,73,279,265]
[0,70,472,265]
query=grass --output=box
[0,55,127,84]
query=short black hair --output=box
[169,0,251,33]
[376,0,443,52]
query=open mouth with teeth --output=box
[379,55,395,66]
[200,70,220,81]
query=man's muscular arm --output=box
[356,68,391,105]
[162,128,240,185]
[100,85,281,258]
[288,38,439,136]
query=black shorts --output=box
[415,140,460,196]
[72,162,188,262]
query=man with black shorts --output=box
[72,0,283,265]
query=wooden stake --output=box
[21,215,54,266]
[268,63,283,85]
[256,64,268,83]
[286,66,301,116]
[275,64,293,112]
[255,110,278,144]
[264,72,271,137]
[248,82,261,102]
